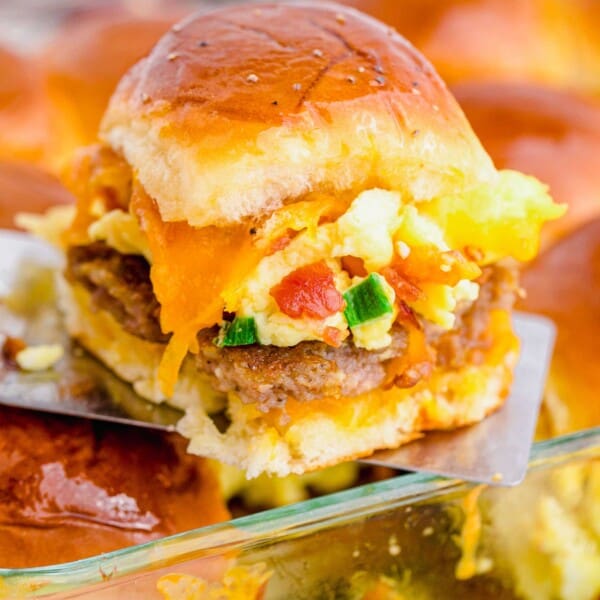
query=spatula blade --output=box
[0,230,184,430]
[363,313,555,486]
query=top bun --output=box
[101,1,494,227]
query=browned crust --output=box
[105,2,460,133]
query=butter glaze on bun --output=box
[101,2,494,227]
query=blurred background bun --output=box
[0,46,48,164]
[342,0,600,93]
[518,218,600,437]
[0,405,229,568]
[453,83,600,246]
[42,7,180,171]
[0,161,72,229]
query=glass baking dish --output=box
[1,426,599,599]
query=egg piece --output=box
[16,344,64,371]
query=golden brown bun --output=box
[0,405,229,568]
[519,218,600,437]
[61,282,517,478]
[0,161,73,229]
[453,83,600,246]
[101,1,495,227]
[0,47,48,163]
[342,0,600,92]
[43,9,178,171]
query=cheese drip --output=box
[130,183,262,397]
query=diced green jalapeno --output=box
[216,316,258,347]
[343,273,393,327]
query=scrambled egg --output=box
[234,188,483,348]
[157,565,271,600]
[488,461,600,600]
[216,460,359,507]
[88,209,152,262]
[15,344,64,371]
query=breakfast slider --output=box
[52,2,563,476]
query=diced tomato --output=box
[463,245,485,263]
[380,266,422,302]
[270,261,345,320]
[396,300,421,330]
[323,326,348,348]
[341,255,368,278]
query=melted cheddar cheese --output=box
[130,183,264,396]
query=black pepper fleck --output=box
[375,75,386,85]
[412,81,419,87]
[249,227,257,235]
[374,64,384,74]
[411,129,420,136]
[197,40,209,47]
[271,100,279,106]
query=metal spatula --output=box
[0,231,555,486]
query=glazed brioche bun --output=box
[454,83,600,247]
[0,405,229,568]
[43,8,178,171]
[101,1,495,227]
[342,0,600,92]
[519,219,600,438]
[0,47,48,163]
[60,282,517,477]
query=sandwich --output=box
[52,2,563,476]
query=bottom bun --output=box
[60,281,518,477]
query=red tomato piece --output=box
[323,326,348,348]
[270,261,345,320]
[380,266,422,303]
